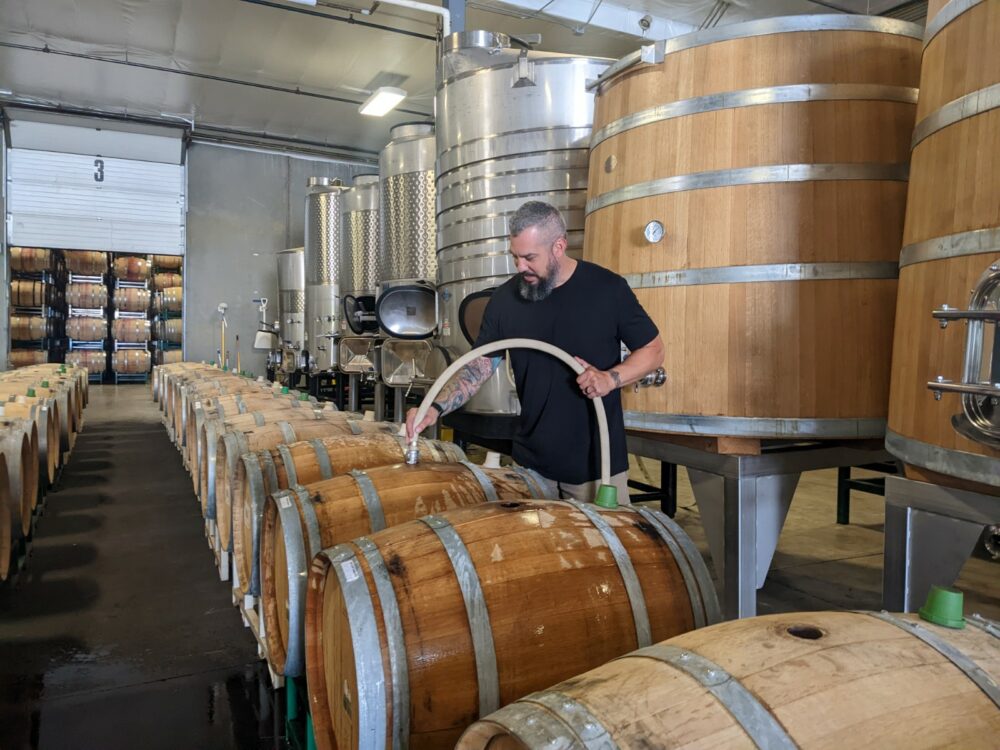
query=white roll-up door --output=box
[4,109,186,255]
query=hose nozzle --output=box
[405,444,420,465]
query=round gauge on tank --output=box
[644,220,665,244]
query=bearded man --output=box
[406,200,664,503]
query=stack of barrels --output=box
[110,255,152,377]
[9,247,67,368]
[151,255,183,365]
[0,363,89,582]
[152,362,724,750]
[64,250,111,378]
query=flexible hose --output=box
[405,338,611,488]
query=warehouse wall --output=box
[185,144,370,376]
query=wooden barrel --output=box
[160,286,183,313]
[306,499,720,750]
[173,378,275,445]
[263,463,550,677]
[66,317,108,342]
[230,434,466,597]
[1,399,60,484]
[112,256,150,280]
[160,319,183,343]
[152,272,182,290]
[0,420,39,537]
[459,610,1000,749]
[216,417,396,555]
[112,350,150,374]
[112,318,151,343]
[152,361,205,403]
[113,287,151,312]
[66,350,107,375]
[10,247,53,273]
[584,16,922,440]
[65,250,108,275]
[157,350,184,366]
[66,283,108,309]
[886,0,1000,495]
[0,384,76,454]
[152,254,183,270]
[11,280,48,308]
[10,316,52,342]
[0,456,10,581]
[9,351,49,368]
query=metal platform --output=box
[113,372,149,384]
[69,339,107,351]
[69,273,105,285]
[112,340,150,351]
[626,433,891,619]
[883,476,999,612]
[114,309,149,320]
[68,306,107,318]
[115,278,149,290]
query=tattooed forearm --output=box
[434,357,498,415]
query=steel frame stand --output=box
[347,374,361,414]
[627,434,890,619]
[882,476,997,612]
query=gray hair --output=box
[508,201,567,242]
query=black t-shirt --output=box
[474,260,659,484]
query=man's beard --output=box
[516,258,559,302]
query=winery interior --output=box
[1,0,999,748]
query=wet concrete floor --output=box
[0,385,281,749]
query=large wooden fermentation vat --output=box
[886,0,1000,493]
[585,16,922,439]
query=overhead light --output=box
[359,87,407,117]
[286,0,317,5]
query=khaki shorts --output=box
[535,470,631,505]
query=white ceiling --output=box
[0,0,925,161]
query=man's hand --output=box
[405,406,439,440]
[575,357,618,399]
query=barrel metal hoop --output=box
[900,227,1000,268]
[632,644,799,750]
[348,420,362,435]
[235,394,247,414]
[471,700,593,749]
[912,83,1000,148]
[215,402,227,422]
[277,444,298,488]
[350,470,387,532]
[634,506,709,629]
[289,396,301,408]
[885,428,1000,489]
[419,514,500,716]
[324,545,388,750]
[460,461,499,502]
[592,83,918,147]
[510,466,549,499]
[588,163,909,214]
[967,613,1000,639]
[253,411,266,426]
[355,536,410,749]
[311,438,334,480]
[525,690,619,748]
[274,490,309,677]
[923,0,985,47]
[624,261,899,290]
[278,421,297,445]
[294,485,322,562]
[863,610,1000,709]
[244,452,269,596]
[565,500,652,648]
[626,412,887,439]
[260,449,280,494]
[233,430,250,460]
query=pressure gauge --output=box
[644,220,665,244]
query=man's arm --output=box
[405,356,500,438]
[575,335,664,399]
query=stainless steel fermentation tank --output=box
[304,176,347,371]
[376,122,438,339]
[435,31,609,415]
[341,174,381,336]
[276,246,305,374]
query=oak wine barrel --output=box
[158,286,183,313]
[66,283,108,309]
[9,247,53,273]
[10,316,53,342]
[459,610,1000,750]
[0,457,11,581]
[9,351,49,368]
[64,250,108,276]
[152,254,183,270]
[305,499,720,750]
[112,256,150,280]
[112,318,151,343]
[157,350,184,366]
[113,287,151,313]
[1,398,60,484]
[112,350,150,374]
[0,420,39,537]
[585,15,922,439]
[11,280,48,308]
[66,317,108,342]
[66,350,107,375]
[152,272,182,290]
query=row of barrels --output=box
[0,363,89,581]
[155,362,1000,749]
[9,249,183,277]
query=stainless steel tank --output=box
[341,174,381,335]
[276,247,305,349]
[377,122,438,339]
[435,31,610,414]
[304,176,346,371]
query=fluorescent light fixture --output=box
[286,0,317,5]
[359,87,407,117]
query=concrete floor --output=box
[1,387,996,749]
[0,385,277,750]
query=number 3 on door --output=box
[94,158,105,183]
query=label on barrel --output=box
[279,495,292,510]
[341,558,361,582]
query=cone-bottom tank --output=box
[304,177,346,371]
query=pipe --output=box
[406,338,613,498]
[240,0,439,40]
[377,0,451,36]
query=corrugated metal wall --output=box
[185,144,368,376]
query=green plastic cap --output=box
[919,585,965,629]
[59,365,66,372]
[223,364,229,371]
[281,386,290,394]
[26,388,36,398]
[40,381,49,388]
[594,484,619,509]
[298,393,309,401]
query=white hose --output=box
[406,338,611,488]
